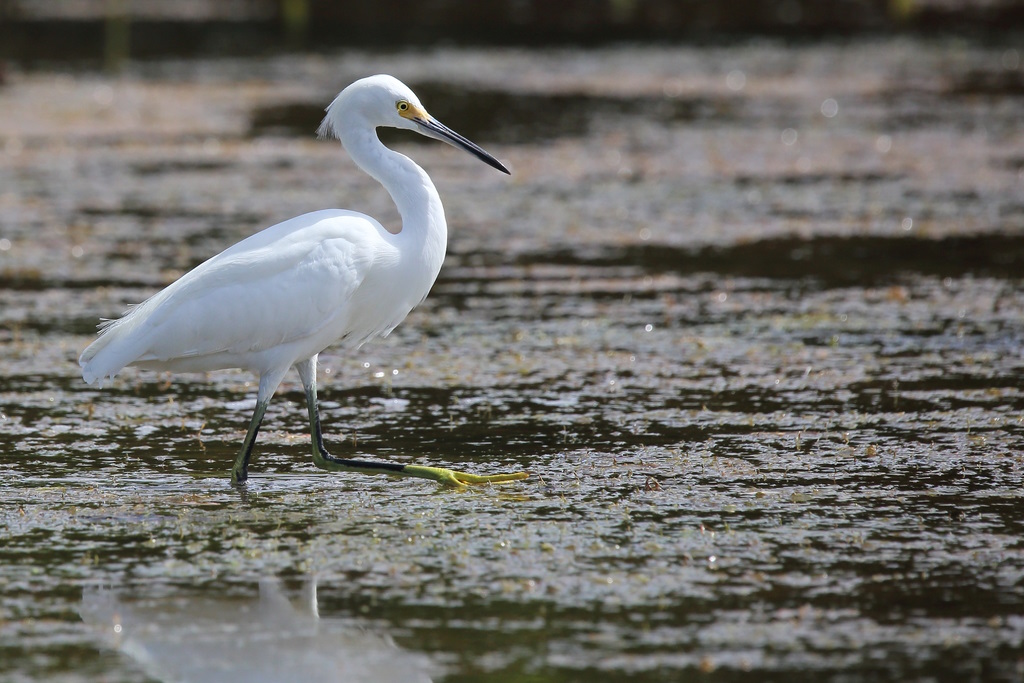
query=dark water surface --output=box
[2,40,1024,682]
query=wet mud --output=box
[2,40,1024,682]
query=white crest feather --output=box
[316,93,343,140]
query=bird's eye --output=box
[397,101,410,112]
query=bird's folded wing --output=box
[83,211,388,372]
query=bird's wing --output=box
[150,240,375,359]
[84,210,391,373]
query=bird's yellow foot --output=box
[311,449,528,488]
[401,465,530,488]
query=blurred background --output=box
[2,0,1024,64]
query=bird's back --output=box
[80,209,406,384]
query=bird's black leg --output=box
[294,356,528,487]
[231,397,269,485]
[231,367,289,485]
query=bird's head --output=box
[318,74,509,175]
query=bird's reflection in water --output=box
[80,578,433,683]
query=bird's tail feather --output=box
[79,324,142,386]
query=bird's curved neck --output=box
[340,127,446,251]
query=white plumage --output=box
[82,209,407,381]
[79,75,528,488]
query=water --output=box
[2,39,1024,682]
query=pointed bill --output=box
[413,116,510,175]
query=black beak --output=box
[414,117,510,175]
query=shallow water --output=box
[2,39,1024,682]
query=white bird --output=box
[80,74,528,488]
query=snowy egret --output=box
[80,74,528,488]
